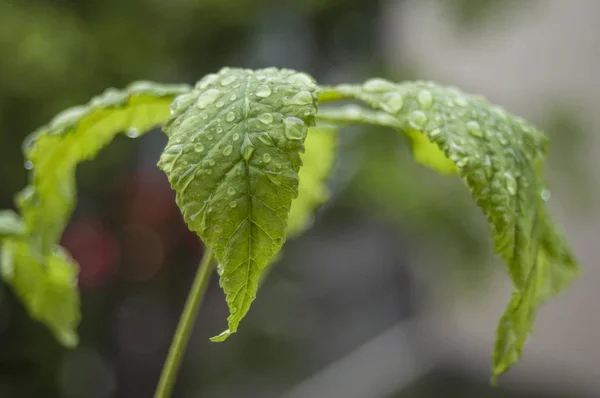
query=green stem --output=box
[154,247,215,398]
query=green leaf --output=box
[158,68,319,341]
[7,81,189,346]
[0,210,25,237]
[287,125,338,237]
[1,238,80,347]
[20,81,190,253]
[320,79,579,379]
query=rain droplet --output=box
[194,143,204,153]
[409,110,427,130]
[215,101,224,108]
[205,169,213,175]
[226,112,235,122]
[195,88,221,109]
[241,135,255,161]
[229,94,238,101]
[541,189,551,201]
[229,201,238,208]
[363,78,396,92]
[256,132,275,146]
[206,134,213,141]
[466,120,483,137]
[284,117,306,141]
[382,93,404,113]
[289,91,313,105]
[255,85,272,98]
[417,90,433,109]
[287,72,315,86]
[232,133,240,141]
[207,159,215,166]
[214,225,222,233]
[258,113,273,124]
[222,145,233,156]
[217,127,223,134]
[220,75,237,86]
[455,96,469,107]
[227,187,236,196]
[126,128,140,138]
[262,153,272,163]
[24,160,33,170]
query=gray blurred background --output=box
[0,0,597,397]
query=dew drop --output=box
[229,94,238,101]
[215,101,224,108]
[232,133,240,141]
[287,72,315,86]
[466,120,483,137]
[217,127,223,134]
[258,113,273,124]
[541,189,551,201]
[417,90,433,109]
[220,75,237,86]
[214,225,222,233]
[194,143,204,153]
[455,96,469,107]
[222,145,233,156]
[262,153,272,163]
[205,169,213,175]
[229,201,238,208]
[241,135,255,161]
[226,112,235,122]
[206,134,213,141]
[363,78,396,92]
[195,88,221,109]
[409,110,427,130]
[383,93,404,113]
[289,90,313,105]
[227,187,236,196]
[284,117,306,141]
[24,160,33,170]
[126,128,140,138]
[256,132,275,146]
[207,159,215,166]
[255,85,272,98]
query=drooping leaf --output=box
[319,79,579,379]
[158,67,319,341]
[3,81,189,346]
[19,81,190,253]
[318,104,456,174]
[1,237,80,346]
[0,210,25,237]
[287,125,338,237]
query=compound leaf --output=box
[158,68,319,341]
[287,125,338,237]
[320,79,579,380]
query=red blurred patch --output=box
[61,219,118,290]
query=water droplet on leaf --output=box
[222,145,233,156]
[126,128,140,138]
[226,112,235,122]
[417,90,433,109]
[256,85,272,98]
[262,153,272,163]
[220,75,237,86]
[229,201,238,208]
[467,120,483,137]
[196,88,221,109]
[227,187,236,196]
[258,113,273,124]
[409,110,427,130]
[283,117,306,140]
[194,143,204,153]
[24,160,33,170]
[363,78,395,92]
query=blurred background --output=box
[0,0,598,397]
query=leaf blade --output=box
[320,79,579,378]
[158,68,319,340]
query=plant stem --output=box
[154,247,214,398]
